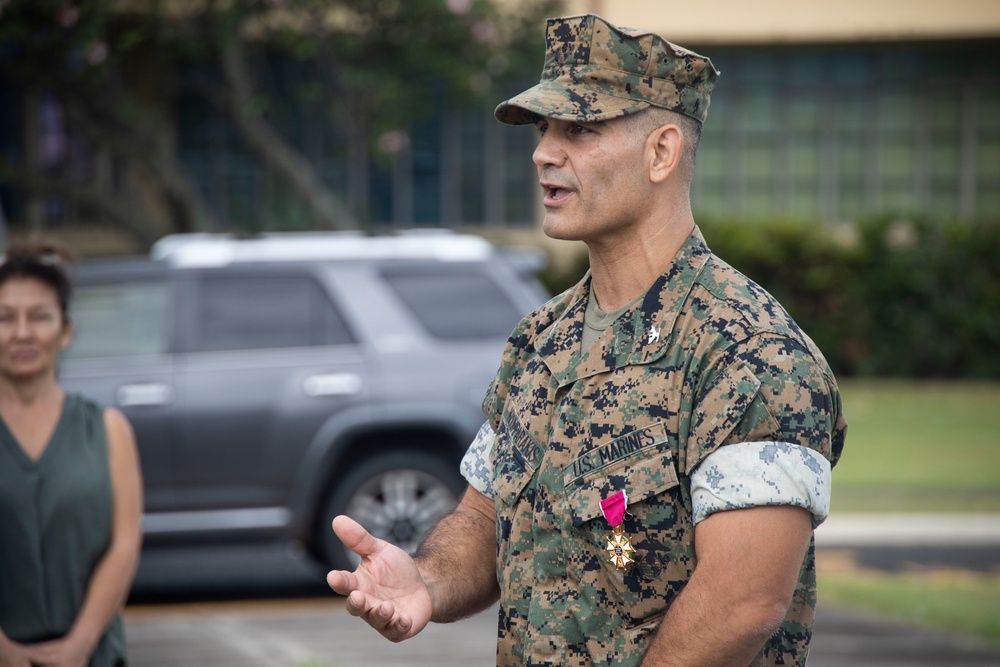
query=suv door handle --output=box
[303,373,363,397]
[117,383,174,407]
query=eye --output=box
[534,120,549,136]
[27,308,57,324]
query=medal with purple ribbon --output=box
[600,490,635,570]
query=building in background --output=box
[358,0,1000,229]
[318,0,1000,230]
[558,0,1000,223]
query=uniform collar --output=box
[538,227,712,387]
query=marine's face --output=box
[532,116,651,244]
[0,277,71,382]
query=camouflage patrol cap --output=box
[495,14,719,125]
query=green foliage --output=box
[0,0,557,235]
[540,217,1000,378]
[702,216,1000,378]
[0,0,554,135]
[255,0,557,136]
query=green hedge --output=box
[539,217,1000,378]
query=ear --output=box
[647,124,684,184]
[59,318,74,351]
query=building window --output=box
[692,43,1000,223]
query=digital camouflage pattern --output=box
[689,440,832,526]
[482,228,847,666]
[495,14,719,126]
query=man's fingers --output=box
[342,592,413,641]
[332,514,382,559]
[346,594,395,629]
[327,515,380,597]
[382,613,414,642]
[326,568,358,595]
[327,514,426,643]
[368,601,414,642]
[343,590,372,616]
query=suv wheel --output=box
[318,451,465,571]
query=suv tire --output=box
[318,451,466,571]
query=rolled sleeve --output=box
[690,441,832,527]
[460,421,497,499]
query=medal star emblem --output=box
[605,527,636,570]
[647,325,660,344]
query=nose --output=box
[532,129,566,169]
[14,314,32,340]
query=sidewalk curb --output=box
[817,513,1000,548]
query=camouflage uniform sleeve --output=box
[467,311,544,500]
[460,421,497,498]
[685,332,846,524]
[690,441,831,526]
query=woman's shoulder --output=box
[64,393,137,458]
[63,392,128,441]
[64,391,106,421]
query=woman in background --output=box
[0,241,142,667]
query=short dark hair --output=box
[0,240,75,320]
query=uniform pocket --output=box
[564,422,693,627]
[564,422,678,523]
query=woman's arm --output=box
[0,628,32,667]
[27,408,143,667]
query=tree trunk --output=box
[0,60,218,242]
[64,94,216,236]
[344,100,370,224]
[219,36,357,230]
[0,159,161,247]
[20,88,44,233]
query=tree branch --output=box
[219,34,357,230]
[0,60,218,234]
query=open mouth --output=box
[543,185,574,204]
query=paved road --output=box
[123,596,1000,667]
[123,514,1000,666]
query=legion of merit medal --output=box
[600,490,635,570]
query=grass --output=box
[820,379,1000,648]
[818,569,1000,648]
[831,379,1000,513]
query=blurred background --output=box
[0,0,998,662]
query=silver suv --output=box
[59,231,546,571]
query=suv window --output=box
[381,265,521,340]
[188,275,353,352]
[67,280,170,359]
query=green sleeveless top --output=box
[0,393,126,666]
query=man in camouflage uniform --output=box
[328,13,847,667]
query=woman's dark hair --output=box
[0,240,75,320]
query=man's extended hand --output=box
[326,515,433,642]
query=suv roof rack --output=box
[150,229,495,267]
